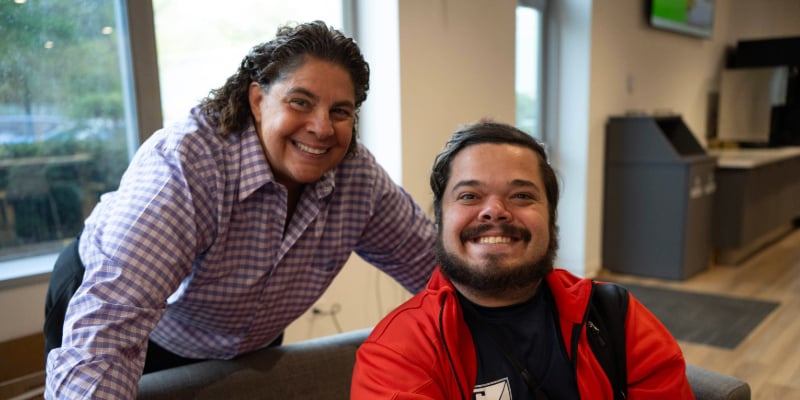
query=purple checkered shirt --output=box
[45,108,436,399]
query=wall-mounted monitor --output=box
[648,0,715,39]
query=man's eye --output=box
[457,193,477,201]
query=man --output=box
[351,121,694,399]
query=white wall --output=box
[397,0,517,203]
[0,281,48,340]
[3,0,800,344]
[286,0,518,343]
[725,0,800,42]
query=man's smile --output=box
[473,236,514,244]
[461,224,531,245]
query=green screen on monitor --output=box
[649,0,714,38]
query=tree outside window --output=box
[0,0,132,259]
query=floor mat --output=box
[614,282,779,349]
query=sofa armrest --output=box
[687,364,751,400]
[137,328,372,400]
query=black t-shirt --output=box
[460,285,579,400]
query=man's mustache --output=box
[460,223,532,243]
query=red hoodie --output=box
[351,268,694,399]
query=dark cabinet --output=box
[710,148,800,264]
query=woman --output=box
[45,20,436,400]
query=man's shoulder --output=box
[544,269,596,321]
[546,268,594,291]
[366,285,453,349]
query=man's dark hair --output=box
[199,20,370,154]
[429,121,560,236]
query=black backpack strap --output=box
[587,281,630,400]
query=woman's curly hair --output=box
[198,21,370,154]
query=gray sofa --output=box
[137,328,750,400]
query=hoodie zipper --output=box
[571,282,597,378]
[588,320,608,347]
[439,292,468,400]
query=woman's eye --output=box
[515,193,538,202]
[289,98,311,109]
[331,108,352,120]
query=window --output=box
[0,0,136,273]
[516,0,546,139]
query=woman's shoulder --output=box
[145,110,235,159]
[334,143,387,178]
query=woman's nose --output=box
[479,199,511,222]
[308,109,334,138]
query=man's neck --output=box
[453,279,543,308]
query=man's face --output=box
[249,57,356,192]
[437,143,555,301]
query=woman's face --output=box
[249,58,356,192]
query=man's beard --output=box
[436,223,558,298]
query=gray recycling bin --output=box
[602,115,717,280]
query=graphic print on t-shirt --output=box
[473,377,512,400]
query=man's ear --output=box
[248,82,264,123]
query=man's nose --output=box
[479,198,511,222]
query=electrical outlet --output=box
[312,297,330,314]
[312,299,341,316]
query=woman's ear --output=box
[248,82,264,123]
